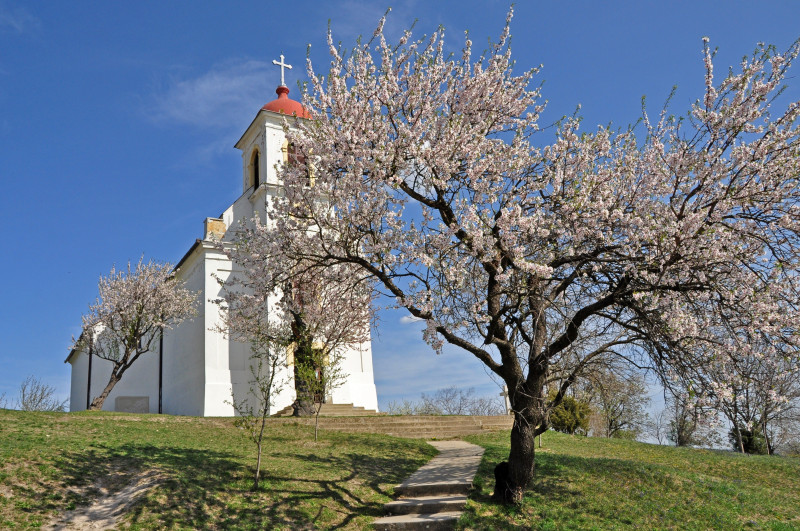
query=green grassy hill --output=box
[462,431,800,530]
[1,409,798,530]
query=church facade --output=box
[66,74,380,416]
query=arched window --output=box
[250,149,260,189]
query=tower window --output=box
[250,150,260,189]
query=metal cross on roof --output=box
[272,54,292,87]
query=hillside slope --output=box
[462,430,800,529]
[0,409,435,529]
[1,410,798,529]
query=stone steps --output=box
[272,414,513,439]
[372,441,483,531]
[373,441,484,530]
[384,495,467,515]
[372,511,463,530]
[271,402,381,417]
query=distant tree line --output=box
[546,365,800,456]
[386,386,506,416]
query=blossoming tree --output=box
[218,231,373,419]
[75,259,197,410]
[248,12,800,503]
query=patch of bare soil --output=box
[46,469,163,530]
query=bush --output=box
[549,395,591,435]
[611,429,638,440]
[729,425,769,455]
[17,376,67,412]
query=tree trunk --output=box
[292,375,316,416]
[314,404,321,442]
[253,404,270,490]
[734,424,745,454]
[506,411,537,503]
[290,317,317,417]
[88,371,120,410]
[494,390,539,504]
[254,440,262,490]
[731,402,746,454]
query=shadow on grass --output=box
[47,443,242,528]
[249,451,430,529]
[461,444,683,530]
[35,435,430,529]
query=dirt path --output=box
[46,469,163,530]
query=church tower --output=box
[234,54,309,200]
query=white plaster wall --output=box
[162,250,206,416]
[329,338,379,411]
[238,113,288,194]
[240,123,265,193]
[220,193,254,239]
[202,248,238,416]
[68,351,89,412]
[264,117,287,187]
[68,106,380,418]
[271,361,297,413]
[68,346,160,413]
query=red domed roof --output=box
[262,86,310,119]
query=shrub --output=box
[549,394,591,435]
[729,425,769,455]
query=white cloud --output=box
[148,60,279,129]
[0,4,40,34]
[399,315,424,324]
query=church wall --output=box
[227,113,380,414]
[69,92,381,417]
[220,188,257,237]
[329,339,379,412]
[271,363,297,413]
[68,350,89,412]
[202,249,238,416]
[237,115,287,193]
[199,249,298,416]
[161,250,206,416]
[68,347,160,413]
[264,118,286,187]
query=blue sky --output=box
[1,1,799,410]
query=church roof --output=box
[261,86,310,119]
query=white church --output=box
[66,59,379,416]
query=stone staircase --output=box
[373,440,484,530]
[272,413,513,439]
[271,402,381,417]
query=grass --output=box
[461,430,800,530]
[2,410,799,529]
[0,409,436,529]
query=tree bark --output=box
[506,411,537,503]
[290,311,317,417]
[494,389,540,504]
[254,440,262,490]
[88,371,120,410]
[292,375,316,417]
